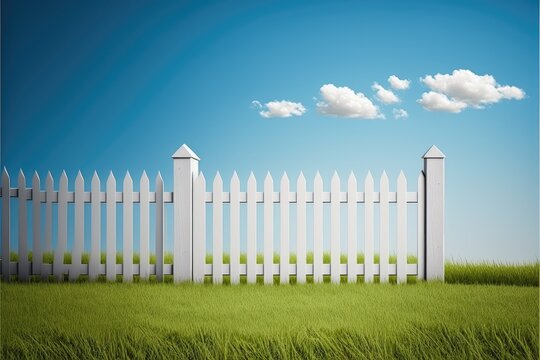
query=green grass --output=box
[1,282,538,359]
[446,261,539,287]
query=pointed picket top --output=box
[92,171,100,187]
[107,171,116,184]
[348,171,356,188]
[397,170,407,188]
[422,145,445,159]
[230,171,239,188]
[196,171,206,185]
[123,171,133,188]
[140,170,149,185]
[2,167,9,183]
[172,144,200,160]
[380,170,389,189]
[46,171,53,188]
[156,171,163,184]
[280,171,289,187]
[264,171,274,187]
[264,172,273,188]
[18,169,26,187]
[313,171,323,196]
[60,170,68,188]
[330,171,340,193]
[247,172,256,195]
[75,171,84,191]
[106,172,116,198]
[314,171,323,189]
[32,171,40,186]
[418,170,425,182]
[297,171,306,187]
[1,168,8,199]
[213,171,223,187]
[331,171,340,187]
[76,170,84,185]
[365,171,374,187]
[248,171,256,183]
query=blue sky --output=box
[2,0,538,262]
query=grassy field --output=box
[2,252,539,359]
[1,281,538,359]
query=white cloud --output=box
[419,69,525,112]
[393,108,408,119]
[372,82,400,104]
[417,91,468,113]
[253,100,306,118]
[316,84,383,119]
[388,75,410,90]
[498,85,525,100]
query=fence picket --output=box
[123,172,133,282]
[263,173,273,285]
[347,172,357,283]
[313,172,323,283]
[364,172,374,283]
[90,172,101,281]
[296,173,307,284]
[280,173,290,284]
[139,172,150,280]
[55,171,68,282]
[230,172,240,284]
[193,172,206,283]
[331,172,340,284]
[417,171,425,280]
[247,173,257,283]
[379,172,389,283]
[18,170,29,281]
[155,173,164,282]
[2,168,10,282]
[213,173,223,284]
[397,171,407,284]
[106,172,116,282]
[32,172,41,277]
[71,171,84,281]
[45,172,53,255]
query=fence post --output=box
[172,144,200,282]
[423,145,445,281]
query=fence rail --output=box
[0,144,445,284]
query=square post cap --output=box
[422,145,445,159]
[172,144,200,160]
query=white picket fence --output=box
[0,144,446,283]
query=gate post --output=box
[423,145,445,281]
[172,144,200,282]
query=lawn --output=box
[1,260,538,359]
